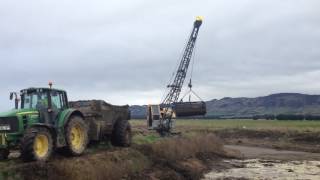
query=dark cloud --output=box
[0,0,320,110]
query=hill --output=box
[130,93,320,119]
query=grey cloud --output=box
[0,0,320,110]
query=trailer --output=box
[69,100,131,146]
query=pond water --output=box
[203,159,320,180]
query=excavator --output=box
[147,16,206,134]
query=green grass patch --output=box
[132,134,161,145]
[131,119,320,132]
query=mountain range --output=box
[129,93,320,119]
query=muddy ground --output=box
[1,122,320,180]
[136,123,320,179]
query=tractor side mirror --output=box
[10,92,19,109]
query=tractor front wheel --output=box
[21,127,53,162]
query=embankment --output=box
[0,134,237,180]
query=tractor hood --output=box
[0,109,38,117]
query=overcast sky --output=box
[0,0,319,110]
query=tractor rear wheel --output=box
[64,116,88,156]
[111,120,132,147]
[21,127,53,162]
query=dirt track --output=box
[225,145,320,161]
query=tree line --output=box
[252,114,320,120]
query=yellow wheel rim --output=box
[71,124,84,150]
[34,134,49,158]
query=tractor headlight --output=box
[0,125,10,131]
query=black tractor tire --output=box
[63,116,88,156]
[0,149,9,160]
[111,120,132,147]
[21,127,53,162]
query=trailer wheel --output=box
[21,127,53,162]
[64,116,88,156]
[111,120,132,147]
[0,149,9,160]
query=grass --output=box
[132,134,161,144]
[148,134,224,162]
[136,133,229,180]
[131,119,320,132]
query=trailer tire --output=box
[111,120,132,147]
[21,127,53,162]
[63,116,88,156]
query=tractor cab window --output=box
[22,92,48,109]
[50,91,63,109]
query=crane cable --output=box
[180,41,204,102]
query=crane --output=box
[147,16,206,134]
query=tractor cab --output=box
[19,87,68,124]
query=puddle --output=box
[203,159,320,180]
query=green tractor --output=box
[0,86,131,161]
